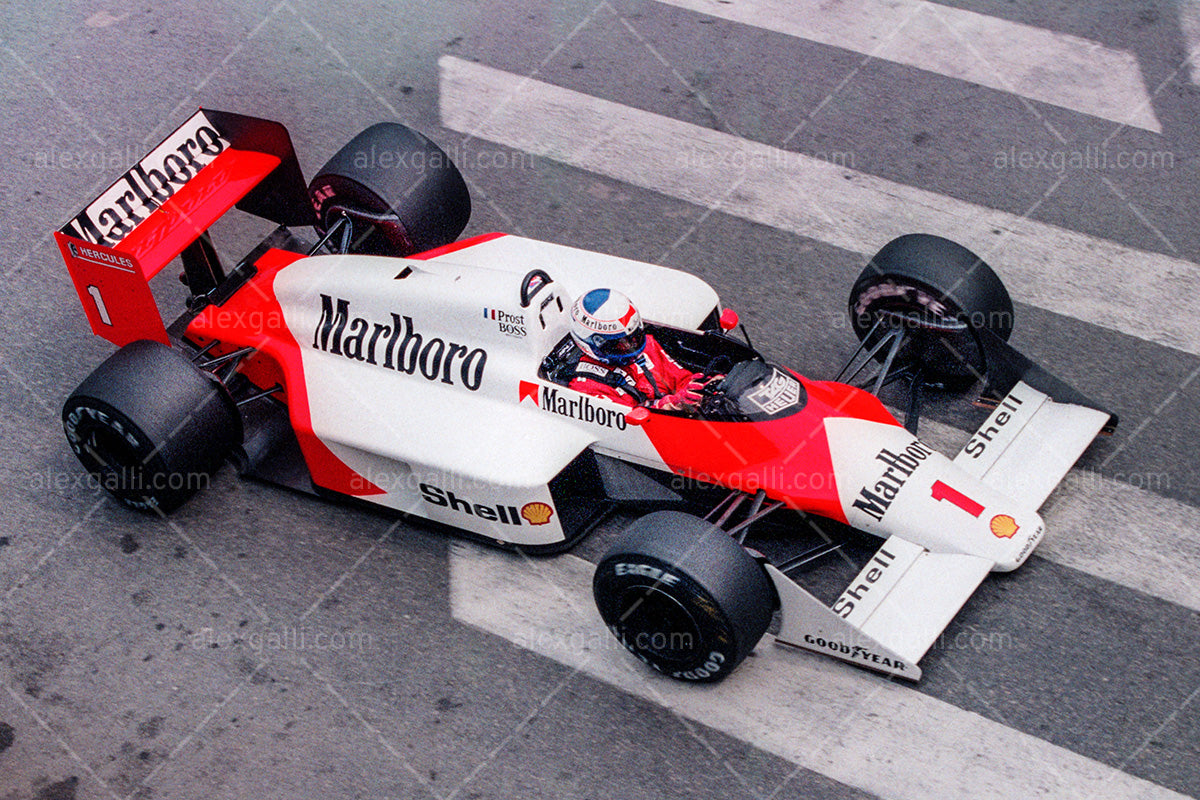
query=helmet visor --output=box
[590,327,646,361]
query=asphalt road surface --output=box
[2,1,1200,798]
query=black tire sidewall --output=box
[308,173,414,256]
[309,122,470,256]
[849,233,1014,342]
[593,511,775,682]
[848,234,1014,385]
[63,396,187,513]
[594,555,742,681]
[63,340,242,514]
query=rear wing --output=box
[54,108,313,345]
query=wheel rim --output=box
[852,279,987,383]
[77,422,152,503]
[615,586,703,666]
[851,279,962,336]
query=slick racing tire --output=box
[63,340,243,514]
[308,123,471,257]
[848,233,1014,387]
[593,511,776,683]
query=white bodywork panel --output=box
[953,380,1111,508]
[270,238,701,546]
[825,416,1045,571]
[420,233,721,331]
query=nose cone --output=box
[990,513,1045,571]
[824,416,1046,570]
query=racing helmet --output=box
[569,288,646,365]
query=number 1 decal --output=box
[86,285,112,326]
[931,480,984,517]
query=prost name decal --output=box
[483,308,526,338]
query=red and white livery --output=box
[58,110,1116,682]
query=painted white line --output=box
[655,0,1161,132]
[1180,1,1200,85]
[1039,469,1200,604]
[917,418,1200,613]
[439,57,1200,357]
[450,543,1186,800]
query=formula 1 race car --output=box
[57,109,1116,682]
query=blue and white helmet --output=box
[569,288,646,365]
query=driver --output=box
[567,288,711,410]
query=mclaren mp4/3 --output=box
[56,109,1116,682]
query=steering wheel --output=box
[695,374,732,417]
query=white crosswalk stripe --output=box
[654,0,1162,132]
[450,543,1188,800]
[439,55,1200,358]
[1176,0,1200,85]
[438,16,1199,794]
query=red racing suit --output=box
[569,334,700,408]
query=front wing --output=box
[769,379,1109,679]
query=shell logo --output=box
[989,514,1019,539]
[521,502,554,526]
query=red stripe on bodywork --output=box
[187,248,384,496]
[641,374,898,523]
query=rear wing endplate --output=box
[55,108,313,345]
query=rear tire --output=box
[593,511,775,682]
[848,234,1014,386]
[308,123,471,256]
[63,340,242,513]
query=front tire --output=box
[63,340,242,513]
[593,511,776,682]
[848,234,1014,387]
